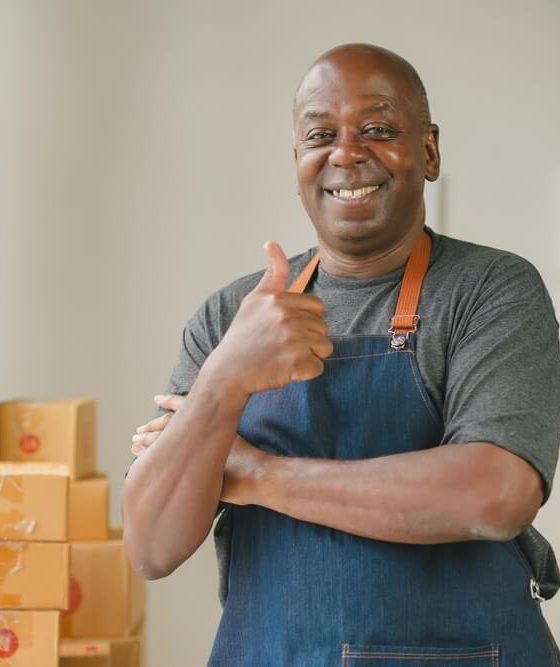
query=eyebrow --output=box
[302,110,330,120]
[302,101,395,121]
[361,102,394,114]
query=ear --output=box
[424,123,440,182]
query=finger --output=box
[287,328,332,360]
[131,443,148,457]
[291,355,325,382]
[291,312,330,337]
[254,241,289,293]
[154,394,186,412]
[275,292,326,317]
[136,412,172,434]
[309,335,334,360]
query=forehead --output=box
[294,56,418,123]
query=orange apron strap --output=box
[288,231,432,348]
[390,230,431,335]
[288,254,320,294]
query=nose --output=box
[328,130,370,168]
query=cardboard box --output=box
[60,658,109,667]
[61,529,145,638]
[60,637,141,667]
[137,618,146,667]
[0,541,69,609]
[69,475,109,541]
[0,462,69,542]
[59,639,110,667]
[0,610,58,666]
[111,636,141,667]
[0,399,96,479]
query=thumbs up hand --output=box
[201,242,332,400]
[255,241,290,293]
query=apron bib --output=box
[209,231,559,666]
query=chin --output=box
[331,219,385,243]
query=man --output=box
[123,44,560,665]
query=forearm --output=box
[122,368,247,579]
[251,442,542,544]
[123,253,333,579]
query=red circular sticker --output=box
[63,577,83,616]
[19,434,41,454]
[0,629,19,658]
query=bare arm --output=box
[222,437,544,544]
[122,375,245,580]
[122,242,332,580]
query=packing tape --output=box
[9,519,37,536]
[0,476,24,504]
[0,476,35,540]
[0,511,25,540]
[0,543,26,609]
[0,467,67,540]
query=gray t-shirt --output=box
[164,228,560,597]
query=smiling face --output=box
[294,46,440,258]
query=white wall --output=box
[1,1,559,665]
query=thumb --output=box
[255,241,289,293]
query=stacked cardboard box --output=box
[0,459,69,667]
[0,399,146,667]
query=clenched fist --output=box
[202,241,332,398]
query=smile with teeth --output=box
[328,185,380,200]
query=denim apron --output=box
[209,231,559,666]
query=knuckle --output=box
[291,354,324,381]
[244,288,263,306]
[309,296,325,314]
[308,359,325,379]
[271,293,290,316]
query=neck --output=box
[318,225,426,279]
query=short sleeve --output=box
[442,254,560,501]
[155,295,223,417]
[126,297,220,476]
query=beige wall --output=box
[1,1,559,665]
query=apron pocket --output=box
[341,643,500,666]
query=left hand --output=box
[131,394,186,455]
[221,435,269,506]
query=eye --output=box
[304,129,335,144]
[362,125,398,140]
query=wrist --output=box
[252,451,281,509]
[197,354,251,412]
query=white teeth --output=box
[331,185,380,199]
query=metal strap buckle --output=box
[388,315,419,351]
[530,578,545,602]
[389,332,409,351]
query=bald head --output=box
[294,43,431,127]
